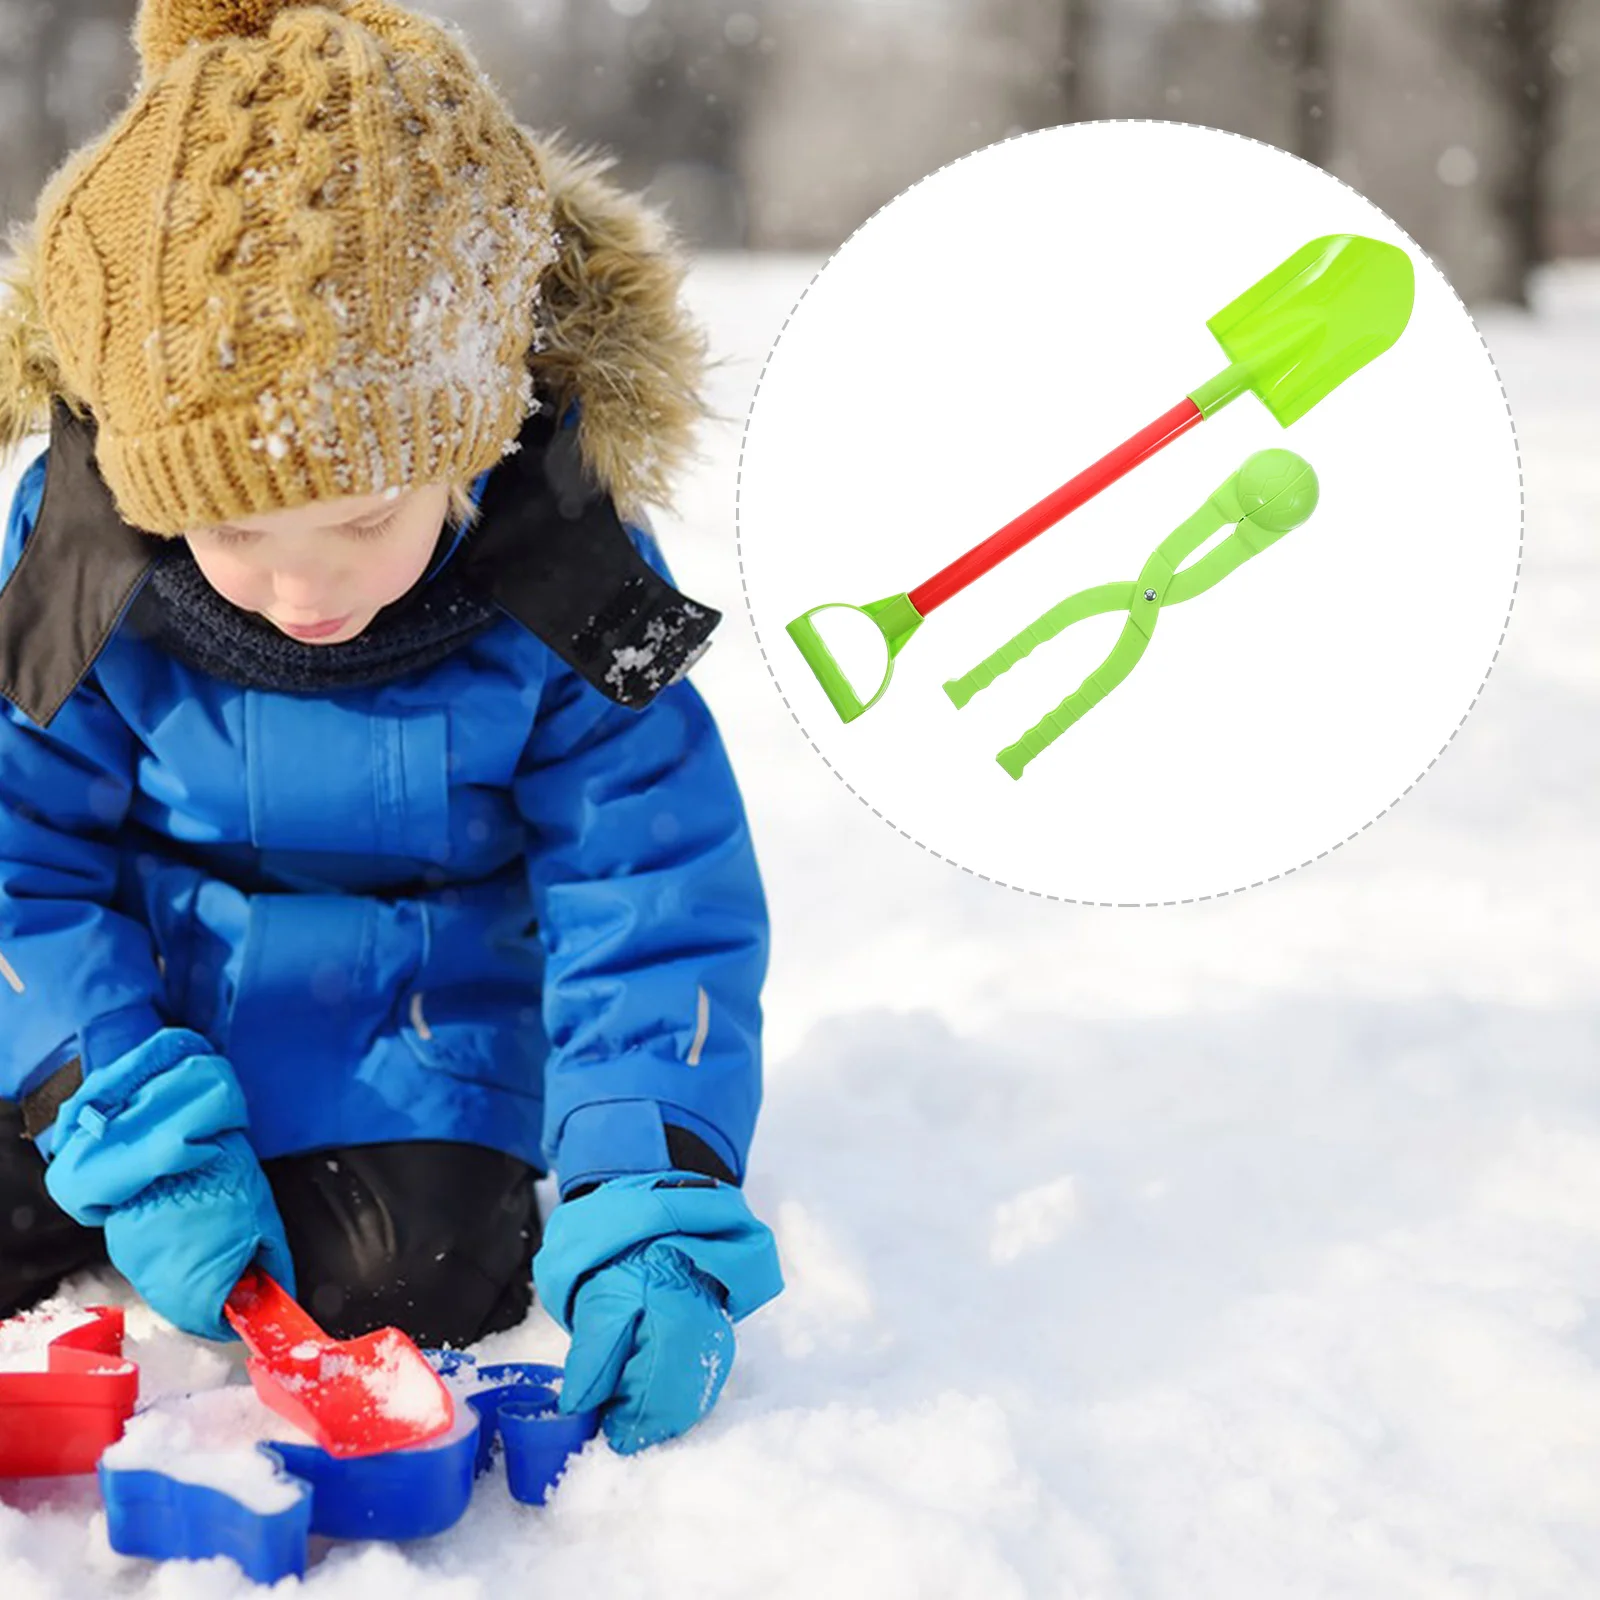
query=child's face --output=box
[184,485,453,645]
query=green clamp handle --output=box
[945,448,1319,779]
[944,583,1132,709]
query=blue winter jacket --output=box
[0,451,768,1197]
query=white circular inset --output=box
[737,122,1521,904]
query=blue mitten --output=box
[534,1173,783,1454]
[561,1239,736,1454]
[43,1028,295,1341]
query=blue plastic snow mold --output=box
[265,1395,481,1542]
[99,1356,602,1583]
[98,1459,313,1586]
[473,1362,602,1505]
[498,1396,601,1505]
[100,1412,478,1578]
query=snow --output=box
[243,130,556,494]
[100,1389,311,1516]
[987,1175,1081,1264]
[363,1339,452,1429]
[301,1334,451,1432]
[0,1303,96,1372]
[605,605,708,697]
[0,254,1598,1594]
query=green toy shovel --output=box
[786,234,1413,722]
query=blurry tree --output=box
[983,0,1101,130]
[1145,1,1282,147]
[739,5,1023,247]
[1059,0,1099,121]
[1258,0,1332,168]
[6,0,1597,297]
[520,0,774,247]
[1450,0,1574,304]
[1549,0,1600,258]
[613,0,774,245]
[0,0,136,228]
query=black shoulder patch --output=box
[0,402,160,727]
[464,418,721,710]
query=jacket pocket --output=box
[219,893,426,1061]
[244,692,451,864]
[401,984,545,1100]
[221,894,370,1061]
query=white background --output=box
[738,123,1522,903]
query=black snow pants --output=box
[0,1099,542,1346]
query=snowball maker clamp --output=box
[784,233,1413,722]
[944,449,1320,779]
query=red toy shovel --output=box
[224,1269,455,1460]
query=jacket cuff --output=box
[26,1004,170,1159]
[554,1098,742,1200]
[42,1030,248,1224]
[534,1171,784,1332]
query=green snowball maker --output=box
[944,449,1321,780]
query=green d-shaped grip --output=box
[785,593,924,723]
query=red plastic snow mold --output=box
[0,1306,139,1476]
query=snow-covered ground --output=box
[2,253,1598,1598]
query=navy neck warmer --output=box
[126,522,501,695]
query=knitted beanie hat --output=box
[26,0,558,536]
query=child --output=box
[0,0,781,1455]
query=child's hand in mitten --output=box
[560,1239,735,1453]
[42,1028,294,1340]
[534,1172,784,1454]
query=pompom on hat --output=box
[136,0,308,72]
[0,0,707,535]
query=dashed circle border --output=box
[732,118,1524,910]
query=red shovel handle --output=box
[225,1268,325,1360]
[908,396,1205,615]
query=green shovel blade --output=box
[1197,234,1415,427]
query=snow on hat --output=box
[23,0,558,535]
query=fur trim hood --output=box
[0,130,707,520]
